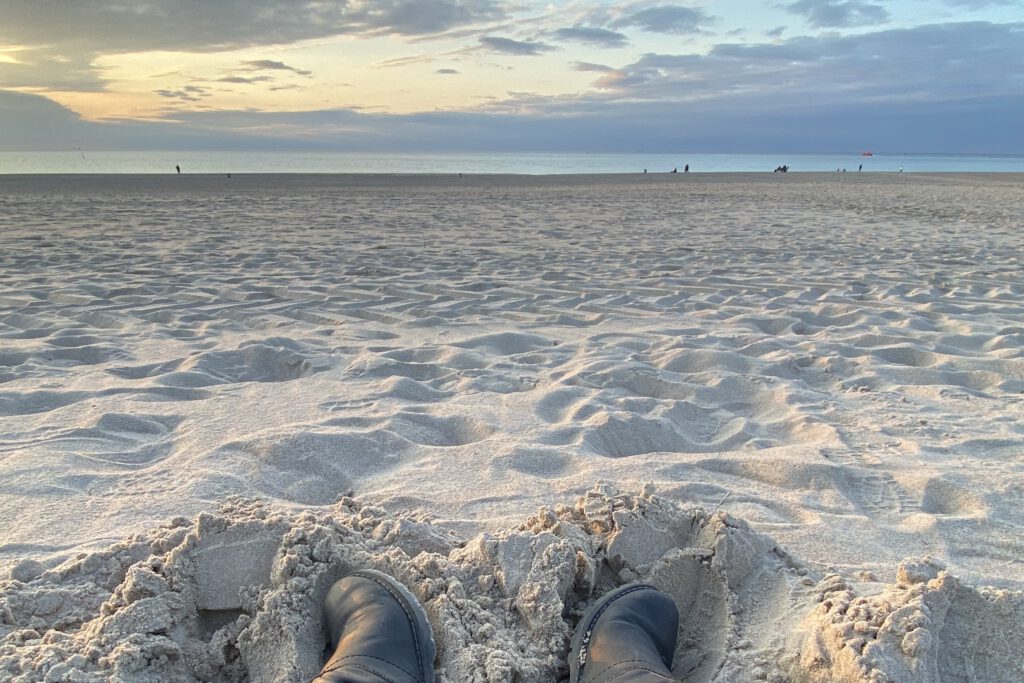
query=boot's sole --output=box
[349,569,437,683]
[568,583,662,683]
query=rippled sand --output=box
[1,172,1022,681]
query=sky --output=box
[0,0,1022,153]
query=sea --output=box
[1,151,1023,175]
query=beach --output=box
[1,172,1022,681]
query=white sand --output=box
[0,172,1022,681]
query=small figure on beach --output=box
[671,167,677,173]
[858,164,862,172]
[313,570,678,682]
[899,166,903,173]
[176,164,181,174]
[643,168,647,174]
[773,165,789,173]
[684,164,689,173]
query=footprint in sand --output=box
[386,411,494,447]
[19,413,184,467]
[152,338,331,388]
[0,390,98,417]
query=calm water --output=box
[1,151,1022,174]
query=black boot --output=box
[569,583,680,683]
[314,569,436,683]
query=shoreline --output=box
[3,170,1024,176]
[1,171,1023,195]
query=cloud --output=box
[242,60,313,77]
[0,89,285,149]
[2,21,1021,155]
[553,27,629,48]
[155,87,211,102]
[766,26,787,37]
[585,22,1024,106]
[0,49,106,91]
[572,61,615,72]
[344,0,507,35]
[217,75,274,84]
[479,36,556,55]
[118,94,1024,153]
[944,0,1020,6]
[0,89,82,131]
[611,5,713,34]
[0,1,509,54]
[155,85,215,104]
[785,0,890,28]
[0,1,508,92]
[2,82,1021,155]
[436,68,460,74]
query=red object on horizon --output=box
[861,152,873,156]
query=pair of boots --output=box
[314,570,679,683]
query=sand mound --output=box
[2,486,1019,683]
[796,558,1024,682]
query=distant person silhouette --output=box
[858,164,862,172]
[176,164,181,174]
[671,167,677,173]
[684,164,689,173]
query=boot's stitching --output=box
[320,654,419,680]
[351,571,429,682]
[317,660,403,683]
[575,584,660,681]
[590,659,676,682]
[605,666,677,682]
